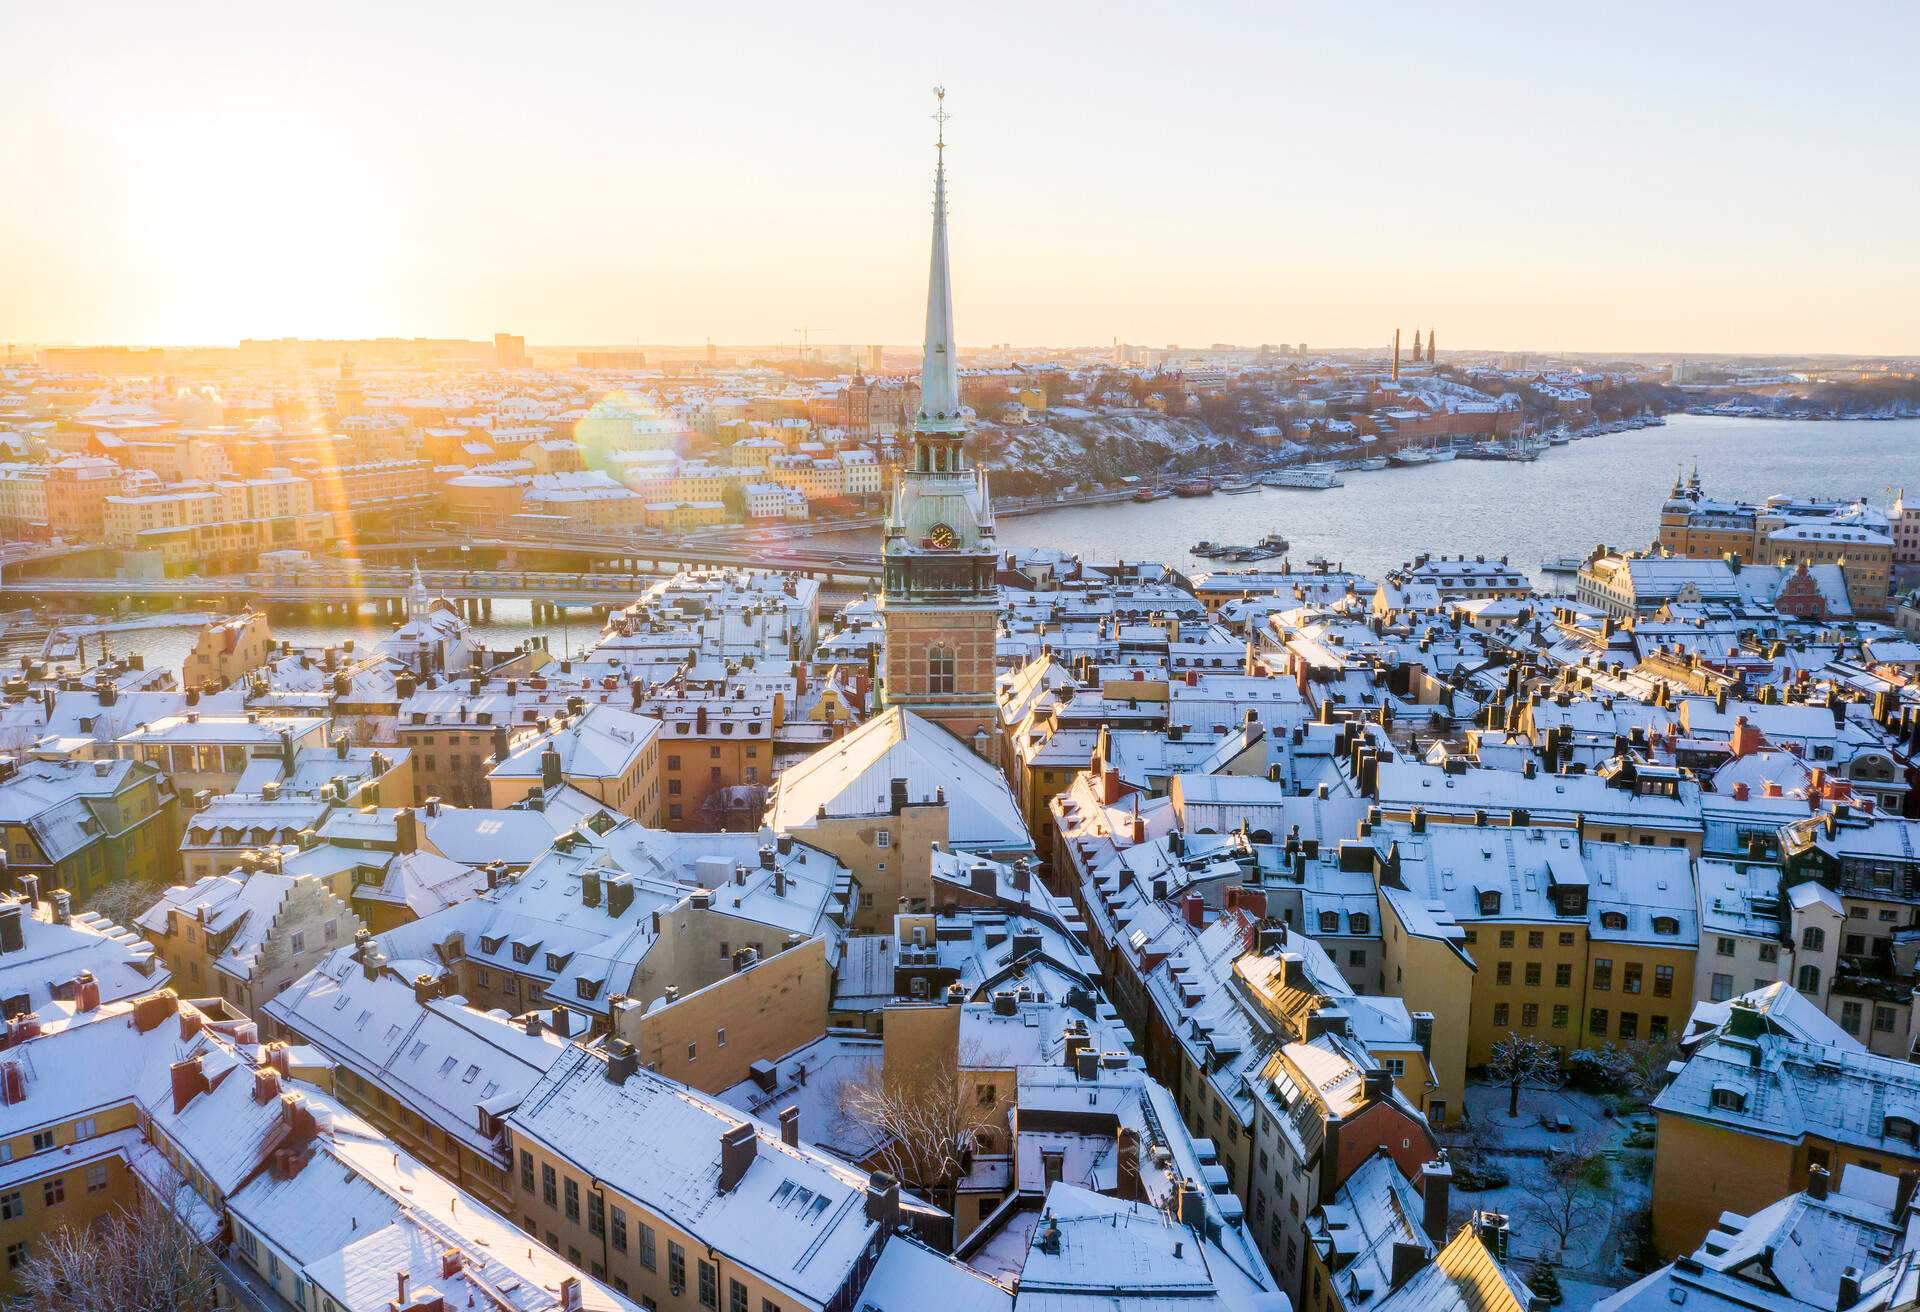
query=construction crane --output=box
[793,328,829,362]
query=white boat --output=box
[1429,446,1458,462]
[1264,465,1344,490]
[1389,448,1436,467]
[1349,456,1389,472]
[1215,475,1259,495]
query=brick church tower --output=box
[879,88,1000,761]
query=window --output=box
[30,1131,54,1153]
[520,1149,534,1193]
[290,931,306,954]
[72,1117,95,1141]
[1652,917,1679,936]
[1842,1001,1863,1034]
[1559,931,1576,946]
[1803,926,1826,952]
[875,830,891,849]
[1798,964,1822,994]
[1527,930,1543,949]
[541,1164,556,1207]
[669,1241,686,1292]
[85,1163,107,1194]
[1492,1003,1509,1026]
[1590,1008,1609,1036]
[1876,1006,1898,1033]
[639,1223,657,1271]
[1525,963,1541,988]
[978,1084,998,1107]
[610,1206,628,1253]
[699,1258,718,1309]
[1846,934,1868,956]
[587,1191,603,1236]
[1600,911,1628,930]
[731,1279,750,1312]
[0,1192,19,1221]
[928,645,956,695]
[1497,928,1514,947]
[1521,1003,1539,1027]
[1496,962,1511,986]
[1350,913,1370,935]
[1651,1015,1669,1042]
[1592,959,1612,991]
[716,1028,727,1049]
[1618,1011,1639,1041]
[1623,963,1643,995]
[1710,1086,1745,1111]
[1552,1004,1569,1029]
[1759,943,1779,963]
[5,1244,23,1272]
[1654,965,1673,998]
[1716,936,1736,957]
[42,1178,63,1207]
[1711,973,1733,1002]
[1555,963,1572,988]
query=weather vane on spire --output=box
[933,85,949,152]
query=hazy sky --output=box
[2,1,1915,354]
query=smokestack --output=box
[1393,328,1401,383]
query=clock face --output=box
[927,522,958,550]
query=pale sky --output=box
[2,1,1915,355]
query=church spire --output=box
[916,87,964,435]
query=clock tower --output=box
[879,88,1000,760]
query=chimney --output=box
[581,869,601,908]
[1474,1211,1510,1261]
[864,1170,901,1228]
[889,776,909,814]
[558,1277,582,1312]
[413,974,439,1007]
[170,1055,210,1113]
[719,1122,757,1192]
[253,1066,282,1105]
[1075,1048,1098,1080]
[1840,1268,1864,1311]
[394,807,419,855]
[1363,1067,1393,1103]
[605,875,634,918]
[1808,1163,1831,1201]
[1421,1158,1452,1243]
[779,1105,801,1147]
[604,1039,638,1085]
[132,990,180,1034]
[541,744,563,790]
[1391,1240,1428,1290]
[549,1003,569,1035]
[0,1062,25,1106]
[1183,891,1205,928]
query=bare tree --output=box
[6,1190,219,1312]
[1620,1037,1683,1101]
[1486,1031,1562,1119]
[82,878,164,930]
[1528,1134,1612,1255]
[834,1041,1004,1204]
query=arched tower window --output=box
[928,644,956,695]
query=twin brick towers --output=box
[878,88,1001,760]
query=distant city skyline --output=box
[2,2,1915,355]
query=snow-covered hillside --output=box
[967,410,1227,494]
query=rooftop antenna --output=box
[933,84,949,154]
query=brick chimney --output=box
[718,1122,757,1193]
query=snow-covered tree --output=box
[6,1192,218,1312]
[1486,1030,1561,1119]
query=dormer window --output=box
[511,942,535,965]
[1349,913,1370,935]
[1600,912,1629,930]
[1709,1085,1747,1112]
[1318,911,1339,934]
[1651,916,1679,935]
[1479,891,1501,915]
